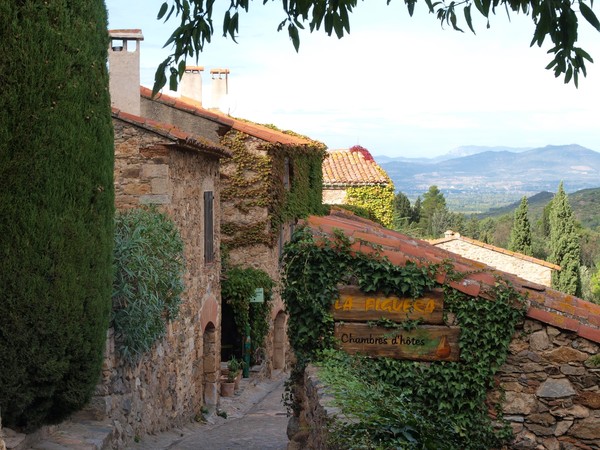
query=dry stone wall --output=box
[90,119,223,448]
[497,319,600,449]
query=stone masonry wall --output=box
[90,120,223,448]
[322,188,346,205]
[437,240,553,287]
[496,318,600,449]
[293,319,600,449]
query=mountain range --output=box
[375,144,600,213]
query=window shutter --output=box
[204,191,214,263]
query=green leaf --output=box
[288,23,300,51]
[464,4,476,33]
[580,2,600,31]
[157,2,168,20]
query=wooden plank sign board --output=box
[335,322,460,362]
[332,285,444,324]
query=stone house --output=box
[138,84,326,373]
[322,146,395,227]
[100,30,233,446]
[430,230,560,287]
[322,145,391,205]
[294,210,600,449]
[108,29,326,375]
[96,107,230,447]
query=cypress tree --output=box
[549,183,581,296]
[0,0,114,430]
[509,196,533,256]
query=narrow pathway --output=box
[129,372,289,450]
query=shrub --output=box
[0,0,114,430]
[112,208,185,362]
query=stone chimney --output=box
[210,68,229,112]
[179,66,204,106]
[108,29,144,115]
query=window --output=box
[204,191,214,263]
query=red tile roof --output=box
[140,87,314,146]
[322,147,390,187]
[112,107,231,159]
[303,210,600,344]
[429,231,561,270]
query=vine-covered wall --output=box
[282,227,528,449]
[219,130,327,252]
[345,183,395,228]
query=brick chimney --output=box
[108,29,144,115]
[209,68,229,112]
[179,66,204,106]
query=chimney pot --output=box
[108,29,144,116]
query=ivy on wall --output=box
[219,129,327,250]
[345,183,396,228]
[221,264,275,361]
[281,227,527,448]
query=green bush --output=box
[0,0,114,430]
[112,208,185,362]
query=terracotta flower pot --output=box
[221,381,235,397]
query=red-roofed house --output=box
[95,107,230,444]
[322,146,391,204]
[300,210,600,448]
[430,230,560,287]
[322,146,395,227]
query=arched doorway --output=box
[203,323,218,408]
[272,311,286,370]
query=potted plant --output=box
[227,356,242,389]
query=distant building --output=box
[429,230,560,287]
[322,146,395,226]
[322,146,391,205]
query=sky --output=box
[105,0,600,158]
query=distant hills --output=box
[480,188,600,230]
[375,144,600,213]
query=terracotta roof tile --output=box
[303,210,600,343]
[111,107,230,159]
[322,148,390,187]
[140,87,315,146]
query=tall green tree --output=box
[154,0,600,93]
[0,0,114,430]
[420,185,447,237]
[392,191,412,229]
[549,183,581,296]
[508,197,533,256]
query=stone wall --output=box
[293,319,600,449]
[90,119,223,448]
[435,239,554,287]
[287,365,337,450]
[322,188,346,205]
[497,318,600,449]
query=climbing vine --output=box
[281,226,527,448]
[219,129,326,250]
[221,263,275,361]
[346,183,396,228]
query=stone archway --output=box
[203,323,218,408]
[272,311,286,371]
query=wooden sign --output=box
[332,286,444,324]
[334,322,460,362]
